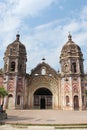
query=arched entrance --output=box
[8,94,14,109]
[74,95,79,110]
[17,95,21,105]
[40,98,45,109]
[34,88,52,109]
[66,96,69,106]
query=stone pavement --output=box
[1,125,87,130]
[2,109,87,124]
[0,125,55,130]
[1,110,87,130]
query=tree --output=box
[0,87,8,98]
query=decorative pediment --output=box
[30,62,58,79]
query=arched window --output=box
[10,61,15,71]
[17,95,20,105]
[66,96,69,106]
[8,94,13,98]
[74,95,79,110]
[72,62,76,73]
[41,68,46,75]
[82,96,84,104]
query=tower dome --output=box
[60,34,85,111]
[3,34,27,109]
[4,34,27,57]
[3,34,27,75]
[60,34,83,59]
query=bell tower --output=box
[3,34,27,109]
[60,34,86,110]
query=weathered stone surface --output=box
[1,34,86,111]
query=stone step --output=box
[55,124,87,129]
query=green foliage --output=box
[0,87,8,97]
[85,90,87,97]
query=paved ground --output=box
[2,109,87,124]
[1,110,87,130]
[1,125,87,130]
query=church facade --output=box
[0,34,86,110]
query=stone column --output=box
[54,94,59,109]
[69,77,73,110]
[14,75,18,109]
[78,77,82,110]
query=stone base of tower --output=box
[15,105,23,110]
[82,105,86,110]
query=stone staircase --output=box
[54,124,87,129]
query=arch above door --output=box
[34,87,53,109]
[73,95,79,110]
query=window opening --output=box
[72,62,76,73]
[17,95,20,105]
[66,96,69,106]
[41,68,46,75]
[10,62,15,71]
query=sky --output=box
[0,0,87,73]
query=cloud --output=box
[0,0,58,54]
[22,20,69,72]
[0,0,87,73]
[23,5,87,72]
[0,0,58,35]
[59,5,64,10]
[14,0,58,17]
[80,6,87,20]
[0,0,58,20]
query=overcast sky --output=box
[0,0,87,73]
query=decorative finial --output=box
[68,32,72,41]
[42,58,45,62]
[16,32,20,41]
